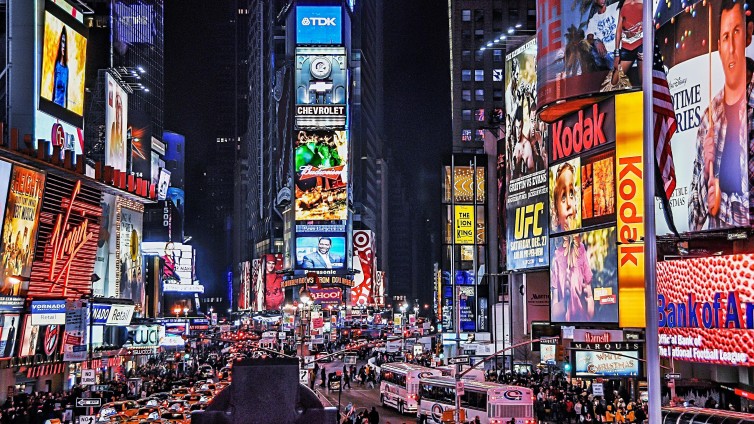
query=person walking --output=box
[367,406,379,424]
[343,371,352,389]
[320,367,326,388]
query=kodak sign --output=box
[549,98,616,162]
[615,92,645,328]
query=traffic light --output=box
[555,344,565,362]
[563,362,572,374]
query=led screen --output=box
[39,0,88,127]
[295,48,348,128]
[296,6,342,45]
[105,72,129,173]
[658,254,754,366]
[296,236,346,270]
[294,130,348,221]
[654,0,750,235]
[118,204,144,314]
[574,350,639,377]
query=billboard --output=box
[655,0,750,234]
[30,300,66,326]
[295,47,348,128]
[535,0,643,120]
[657,254,754,366]
[262,253,284,311]
[296,5,343,45]
[574,350,640,377]
[117,202,144,313]
[113,1,155,49]
[238,261,250,310]
[19,315,37,357]
[351,230,374,306]
[296,236,346,270]
[250,258,262,312]
[504,39,549,270]
[28,177,102,298]
[549,227,618,323]
[105,72,129,174]
[525,272,551,330]
[38,0,88,128]
[129,111,153,180]
[453,205,475,245]
[158,242,199,293]
[33,324,64,360]
[93,193,116,298]
[156,169,171,201]
[310,287,342,306]
[294,130,348,221]
[0,166,45,304]
[0,314,20,359]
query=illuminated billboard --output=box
[129,111,152,180]
[238,261,250,310]
[39,0,88,128]
[261,253,284,311]
[116,200,144,313]
[105,72,129,174]
[536,0,643,120]
[294,130,348,221]
[549,226,618,323]
[295,47,348,128]
[296,236,346,270]
[28,177,102,298]
[505,40,549,270]
[0,166,45,307]
[655,0,749,235]
[574,350,640,377]
[351,230,374,306]
[250,258,262,312]
[296,6,343,45]
[658,254,754,366]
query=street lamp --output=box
[173,307,181,318]
[400,303,408,354]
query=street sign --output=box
[447,355,470,365]
[76,398,101,408]
[299,369,308,384]
[77,416,95,424]
[344,354,357,365]
[304,356,316,369]
[278,332,286,340]
[592,382,604,396]
[456,380,465,396]
[81,370,96,386]
[665,373,681,380]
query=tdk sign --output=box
[296,6,342,45]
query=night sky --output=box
[164,0,451,297]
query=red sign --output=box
[350,230,374,306]
[29,176,102,298]
[549,98,616,162]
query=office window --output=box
[462,9,471,21]
[462,50,471,61]
[475,51,484,62]
[493,89,503,102]
[462,89,472,102]
[493,50,503,62]
[461,129,472,142]
[475,70,484,81]
[475,108,486,122]
[474,9,484,24]
[475,129,485,142]
[510,8,519,21]
[462,110,472,121]
[462,70,472,82]
[475,89,484,101]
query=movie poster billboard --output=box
[0,166,45,303]
[658,254,754,367]
[19,315,37,358]
[549,227,618,323]
[0,314,20,359]
[536,0,643,120]
[105,72,129,174]
[351,230,374,306]
[117,201,144,314]
[38,0,88,128]
[262,253,284,311]
[294,130,348,221]
[654,0,749,234]
[238,261,250,310]
[505,39,549,270]
[295,47,348,128]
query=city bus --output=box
[436,365,486,382]
[379,362,442,415]
[661,406,754,423]
[418,376,535,424]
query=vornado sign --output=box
[548,97,616,162]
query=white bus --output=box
[437,365,486,382]
[418,376,535,424]
[379,362,442,415]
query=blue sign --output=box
[296,6,342,45]
[31,300,66,325]
[91,304,111,325]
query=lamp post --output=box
[400,303,407,354]
[299,287,312,359]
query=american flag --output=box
[652,43,678,199]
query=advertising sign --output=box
[505,39,549,270]
[117,202,144,313]
[351,230,374,305]
[571,329,624,343]
[128,111,152,180]
[540,344,556,364]
[158,242,198,292]
[535,0,643,120]
[549,226,618,323]
[310,287,342,305]
[294,130,348,221]
[296,236,346,270]
[454,206,475,245]
[295,47,348,128]
[657,254,754,366]
[105,72,129,173]
[63,300,86,361]
[238,261,250,310]
[35,113,84,158]
[28,177,102,298]
[19,315,36,357]
[39,0,88,128]
[125,325,162,348]
[296,5,342,45]
[31,300,66,326]
[160,322,186,347]
[459,286,476,332]
[0,161,11,229]
[574,350,640,377]
[93,193,115,298]
[113,0,155,47]
[0,166,45,304]
[615,92,645,327]
[655,0,749,234]
[0,314,20,359]
[525,272,550,330]
[249,259,262,312]
[262,253,284,311]
[156,169,171,201]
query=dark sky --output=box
[164,1,451,293]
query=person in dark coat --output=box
[368,406,379,424]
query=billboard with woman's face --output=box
[105,73,129,174]
[39,0,88,127]
[536,0,643,121]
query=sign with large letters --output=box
[295,47,348,128]
[454,206,475,244]
[31,300,66,325]
[309,287,342,305]
[125,325,162,348]
[296,5,342,45]
[548,98,616,163]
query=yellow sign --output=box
[615,92,645,328]
[454,205,475,244]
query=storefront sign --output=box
[571,342,640,351]
[454,205,475,244]
[31,300,66,325]
[574,350,640,377]
[126,325,161,348]
[571,329,624,343]
[91,304,134,326]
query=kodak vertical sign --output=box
[454,205,474,244]
[615,92,645,328]
[549,97,616,162]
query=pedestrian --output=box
[368,406,379,424]
[320,367,326,388]
[343,371,352,389]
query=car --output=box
[189,402,208,412]
[217,367,232,380]
[148,393,171,402]
[169,388,190,398]
[98,401,139,419]
[181,393,205,405]
[197,364,214,379]
[163,400,190,414]
[133,406,163,421]
[159,412,190,424]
